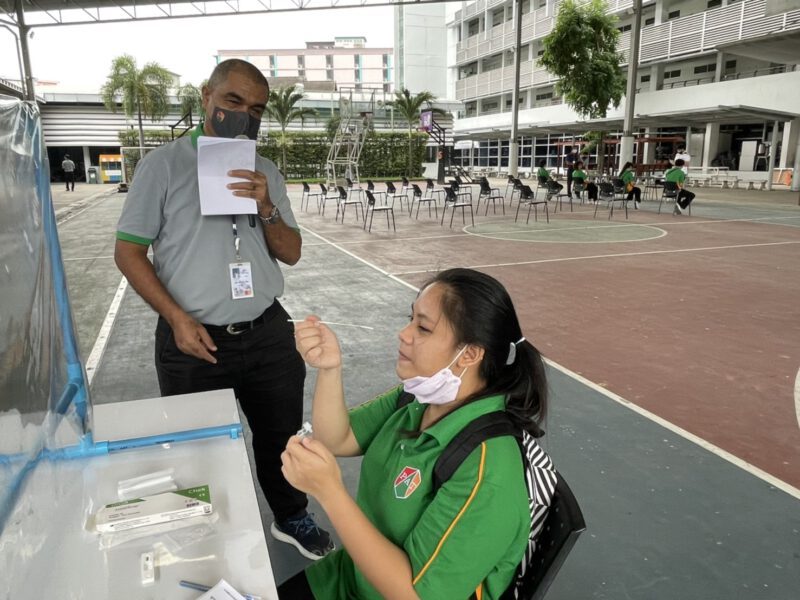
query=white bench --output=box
[734,179,766,191]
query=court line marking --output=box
[85,276,128,386]
[795,367,800,433]
[392,240,800,275]
[299,213,800,247]
[465,224,668,245]
[63,255,115,262]
[301,222,800,501]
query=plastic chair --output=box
[335,185,362,223]
[366,180,386,204]
[345,177,364,201]
[425,179,447,204]
[411,184,438,219]
[364,190,396,232]
[478,178,505,216]
[515,184,549,224]
[658,181,690,215]
[318,183,341,216]
[300,182,322,212]
[548,180,572,213]
[441,186,474,227]
[518,473,586,600]
[594,181,628,220]
[385,181,410,214]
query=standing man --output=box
[674,146,691,174]
[62,154,76,191]
[565,147,578,197]
[114,59,333,560]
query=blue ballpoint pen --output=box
[179,579,262,600]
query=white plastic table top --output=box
[1,389,279,600]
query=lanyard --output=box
[231,216,242,260]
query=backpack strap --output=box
[396,390,415,410]
[432,411,520,492]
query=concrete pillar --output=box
[654,0,669,24]
[702,122,720,168]
[82,146,92,182]
[779,117,799,169]
[643,127,657,164]
[714,51,725,82]
[766,120,779,191]
[650,64,664,91]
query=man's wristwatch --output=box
[258,205,281,225]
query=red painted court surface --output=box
[291,188,800,491]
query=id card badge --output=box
[229,262,255,299]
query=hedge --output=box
[118,129,429,180]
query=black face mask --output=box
[209,106,261,140]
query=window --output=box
[668,10,680,19]
[537,49,544,57]
[725,59,737,70]
[640,74,651,83]
[535,91,553,101]
[664,69,681,79]
[618,24,632,33]
[694,63,716,74]
[482,100,499,113]
[644,17,655,26]
[492,7,504,25]
[467,18,480,37]
[297,56,305,68]
[707,0,722,7]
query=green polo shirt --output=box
[621,169,635,186]
[537,167,549,181]
[664,167,685,185]
[572,168,587,183]
[306,386,529,600]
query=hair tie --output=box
[505,337,526,365]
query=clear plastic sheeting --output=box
[0,96,91,527]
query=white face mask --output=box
[402,346,468,405]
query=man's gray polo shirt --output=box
[116,134,299,326]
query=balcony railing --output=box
[455,0,800,100]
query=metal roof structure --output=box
[1,0,457,100]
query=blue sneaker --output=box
[271,512,334,561]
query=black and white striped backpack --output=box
[397,393,558,599]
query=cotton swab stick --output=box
[287,319,374,331]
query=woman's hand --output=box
[294,316,342,370]
[281,436,344,502]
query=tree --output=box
[101,55,174,149]
[540,0,626,174]
[387,89,446,176]
[265,84,317,176]
[177,82,204,123]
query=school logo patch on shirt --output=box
[393,466,422,499]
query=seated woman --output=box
[536,159,563,196]
[280,268,554,600]
[571,160,598,202]
[619,161,642,208]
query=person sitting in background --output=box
[536,159,563,194]
[279,268,556,600]
[665,158,695,215]
[571,161,598,202]
[618,162,641,208]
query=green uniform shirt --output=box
[307,386,529,600]
[572,168,587,183]
[621,169,635,186]
[537,166,549,180]
[664,167,685,185]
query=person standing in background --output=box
[62,154,76,191]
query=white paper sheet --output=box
[197,136,258,215]
[197,579,247,600]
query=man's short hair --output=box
[675,158,685,166]
[207,59,269,93]
[64,154,70,159]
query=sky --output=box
[0,5,395,93]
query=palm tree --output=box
[101,55,174,149]
[177,82,204,124]
[265,84,317,176]
[388,89,446,176]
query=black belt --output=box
[203,302,279,336]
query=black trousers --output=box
[678,189,695,208]
[566,166,575,195]
[65,172,75,191]
[277,570,315,599]
[626,186,642,202]
[155,299,307,522]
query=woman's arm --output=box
[282,438,420,600]
[294,318,361,456]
